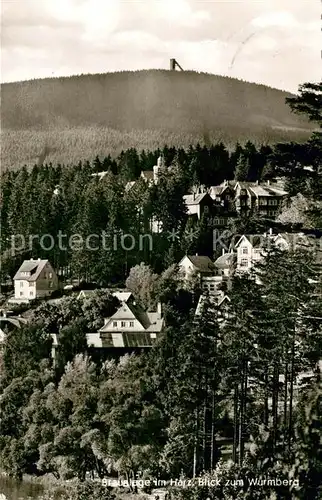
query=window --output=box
[29,282,33,287]
[240,259,248,267]
[129,321,134,327]
[49,282,53,288]
[121,321,126,328]
[209,284,215,291]
[20,282,23,288]
[113,321,117,327]
[259,198,267,205]
[242,247,248,254]
[20,291,23,296]
[49,272,53,279]
[203,205,209,213]
[30,291,33,297]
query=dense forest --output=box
[0,83,321,500]
[1,252,321,499]
[1,70,314,170]
[1,134,322,285]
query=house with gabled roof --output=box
[233,235,264,273]
[95,300,164,348]
[178,255,216,281]
[209,180,287,219]
[12,259,58,303]
[183,191,213,219]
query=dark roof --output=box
[14,259,50,282]
[141,170,154,180]
[187,255,215,272]
[183,193,209,205]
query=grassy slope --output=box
[1,70,313,170]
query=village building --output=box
[125,155,168,192]
[233,235,264,273]
[90,300,164,349]
[178,255,216,282]
[232,231,322,274]
[183,189,213,220]
[209,180,287,218]
[11,259,59,303]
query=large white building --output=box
[12,259,58,303]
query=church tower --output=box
[153,154,166,184]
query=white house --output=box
[178,255,216,281]
[233,231,322,274]
[233,235,264,273]
[12,259,58,303]
[97,300,164,348]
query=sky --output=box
[1,0,321,92]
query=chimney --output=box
[269,228,273,235]
[195,253,198,256]
[222,248,225,256]
[157,302,162,315]
[170,58,176,70]
[267,180,270,186]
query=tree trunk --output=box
[232,384,239,463]
[240,360,248,462]
[210,390,216,470]
[264,368,269,426]
[272,363,279,450]
[238,364,245,467]
[288,329,296,451]
[284,362,288,427]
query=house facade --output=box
[96,300,164,348]
[12,259,58,302]
[183,189,213,220]
[178,255,216,281]
[234,235,264,273]
[209,180,287,219]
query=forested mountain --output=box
[1,70,314,170]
